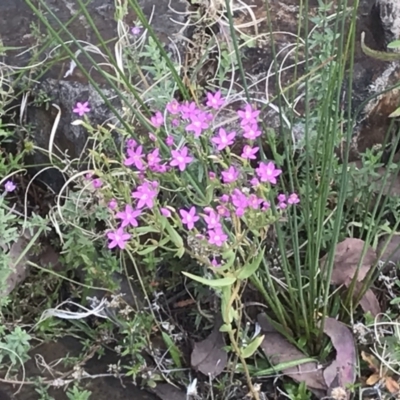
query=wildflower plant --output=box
[66,91,300,394]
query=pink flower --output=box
[73,101,90,116]
[248,194,263,209]
[107,227,131,250]
[209,172,216,180]
[238,104,260,126]
[231,189,248,216]
[278,202,287,210]
[151,111,164,128]
[203,209,221,229]
[92,178,102,189]
[241,145,259,159]
[180,101,199,119]
[166,135,174,146]
[4,181,16,192]
[170,146,193,171]
[262,201,270,211]
[161,207,171,217]
[116,204,141,227]
[243,124,261,140]
[179,206,199,230]
[131,182,158,209]
[126,138,137,148]
[147,148,161,168]
[211,258,221,267]
[208,228,228,247]
[166,100,181,114]
[149,133,157,142]
[288,193,300,205]
[221,166,239,183]
[185,113,209,137]
[216,204,230,217]
[206,90,225,109]
[277,194,286,203]
[85,172,93,180]
[131,26,141,35]
[211,128,236,151]
[124,145,145,170]
[220,194,230,203]
[250,177,260,187]
[108,199,118,210]
[256,161,282,185]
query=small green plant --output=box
[284,381,312,400]
[66,385,91,400]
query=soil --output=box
[0,337,159,400]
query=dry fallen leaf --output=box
[320,238,381,316]
[377,234,400,266]
[320,238,376,285]
[322,318,356,392]
[362,351,400,394]
[385,376,400,394]
[1,228,61,297]
[152,383,186,400]
[190,315,227,378]
[257,314,327,396]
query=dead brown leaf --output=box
[322,318,356,391]
[362,351,400,394]
[1,229,61,297]
[257,314,327,395]
[361,351,380,373]
[385,376,399,394]
[366,373,380,386]
[320,238,376,285]
[320,238,380,316]
[190,315,227,378]
[152,383,186,400]
[377,235,400,266]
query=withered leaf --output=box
[377,235,400,266]
[361,351,380,373]
[366,373,380,386]
[322,318,356,390]
[257,314,327,394]
[320,238,376,285]
[190,316,227,378]
[385,376,400,394]
[320,238,380,316]
[152,383,186,400]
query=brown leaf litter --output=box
[320,238,381,317]
[258,314,357,399]
[190,314,228,378]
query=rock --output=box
[0,0,189,191]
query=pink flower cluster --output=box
[100,92,300,253]
[106,181,158,249]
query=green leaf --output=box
[136,245,158,255]
[241,335,265,359]
[237,249,265,280]
[388,40,400,49]
[161,331,182,368]
[164,222,183,248]
[182,272,236,287]
[219,249,236,271]
[219,323,232,332]
[389,106,400,118]
[135,226,160,234]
